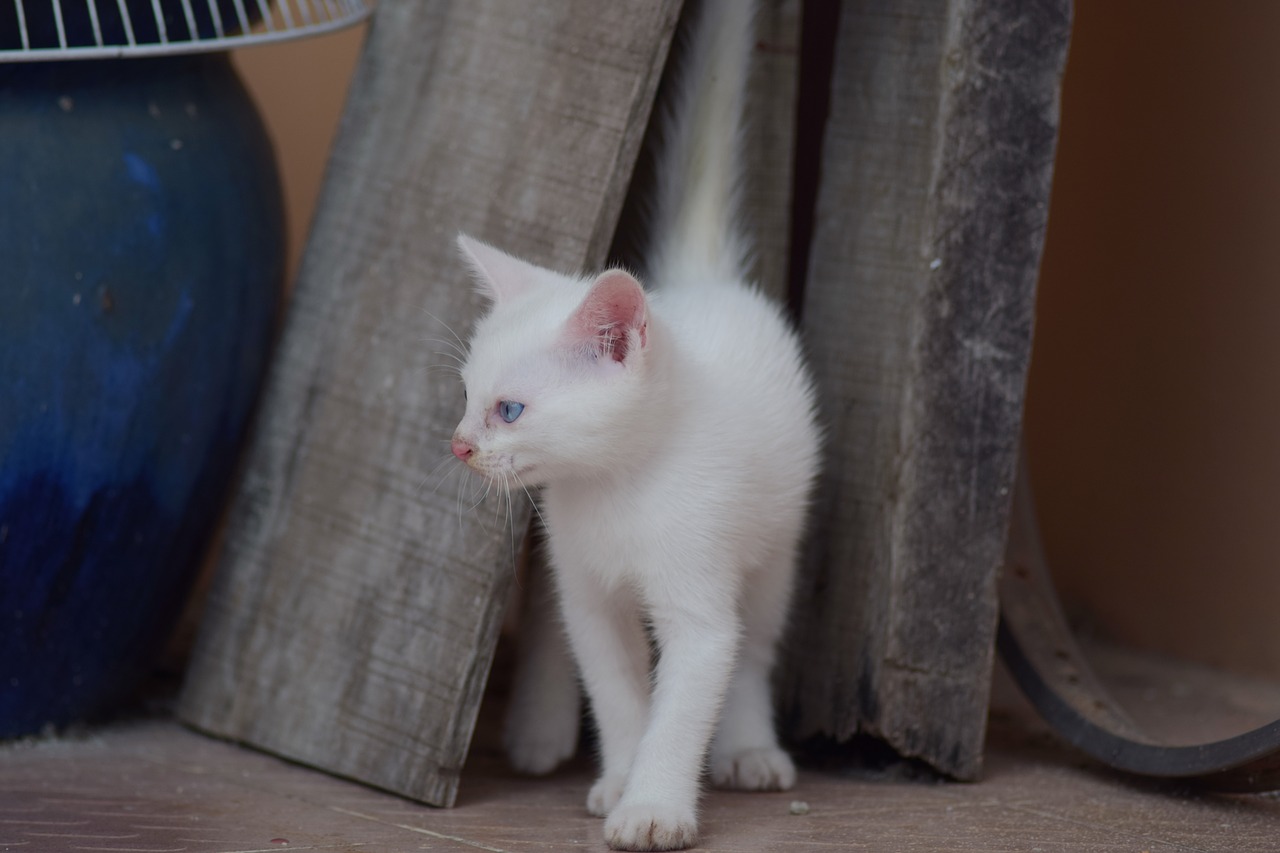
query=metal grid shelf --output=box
[2,0,373,61]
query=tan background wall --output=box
[230,1,1280,681]
[231,25,365,285]
[1025,1,1280,678]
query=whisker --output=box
[513,471,548,533]
[503,474,520,579]
[422,339,468,363]
[455,473,465,530]
[415,306,469,354]
[456,466,482,530]
[419,454,461,497]
[477,478,493,513]
[488,474,503,533]
[418,361,463,379]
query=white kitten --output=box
[450,0,819,848]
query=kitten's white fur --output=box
[451,1,819,848]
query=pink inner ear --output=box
[571,271,648,362]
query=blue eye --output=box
[498,400,524,423]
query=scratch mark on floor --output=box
[327,805,512,853]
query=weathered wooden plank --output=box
[179,0,682,807]
[742,0,800,302]
[782,0,1071,779]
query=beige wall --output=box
[1026,1,1280,678]
[230,4,1280,680]
[231,25,366,286]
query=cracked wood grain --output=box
[781,0,1071,780]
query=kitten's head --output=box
[450,234,652,486]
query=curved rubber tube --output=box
[998,453,1280,792]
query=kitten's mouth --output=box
[463,454,534,484]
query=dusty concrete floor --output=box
[2,655,1279,852]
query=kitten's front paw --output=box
[587,774,627,817]
[710,746,796,791]
[605,800,698,851]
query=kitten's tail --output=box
[648,0,755,285]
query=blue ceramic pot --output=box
[0,54,283,737]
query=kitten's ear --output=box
[456,233,542,304]
[569,270,648,363]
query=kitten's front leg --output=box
[553,565,652,817]
[605,587,739,852]
[504,554,582,775]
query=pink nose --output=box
[451,438,475,461]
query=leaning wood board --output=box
[781,0,1071,779]
[179,0,682,807]
[742,0,800,302]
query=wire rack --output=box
[1,0,373,61]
